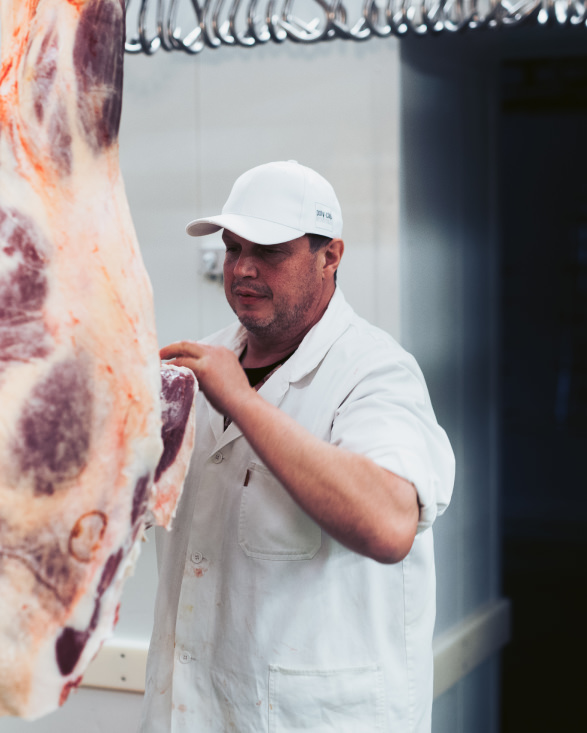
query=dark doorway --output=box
[498,54,587,733]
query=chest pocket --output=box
[238,462,321,560]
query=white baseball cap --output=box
[185,160,343,244]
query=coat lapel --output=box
[209,369,291,454]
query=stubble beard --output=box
[236,290,319,343]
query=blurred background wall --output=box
[2,17,585,733]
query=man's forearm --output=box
[230,389,419,564]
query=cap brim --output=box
[186,214,305,245]
[185,219,223,237]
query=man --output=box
[139,160,455,733]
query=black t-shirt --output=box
[241,348,295,388]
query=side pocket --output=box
[238,462,321,560]
[268,664,387,732]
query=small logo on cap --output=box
[315,203,334,233]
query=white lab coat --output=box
[139,288,455,733]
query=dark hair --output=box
[306,233,332,253]
[306,233,338,283]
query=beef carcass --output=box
[0,0,196,719]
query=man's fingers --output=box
[167,356,196,370]
[160,340,202,361]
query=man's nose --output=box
[233,254,258,278]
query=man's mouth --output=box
[232,285,271,300]
[235,292,264,303]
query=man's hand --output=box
[160,341,254,418]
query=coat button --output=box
[179,650,191,664]
[213,452,224,464]
[190,552,203,564]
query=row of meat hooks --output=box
[124,0,587,54]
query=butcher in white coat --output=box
[140,160,455,733]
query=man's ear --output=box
[323,238,344,278]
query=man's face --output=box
[222,230,326,343]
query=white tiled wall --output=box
[120,39,402,349]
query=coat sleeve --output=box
[329,341,455,532]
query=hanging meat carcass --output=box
[0,0,196,719]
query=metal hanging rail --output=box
[124,0,587,54]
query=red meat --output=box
[0,0,196,719]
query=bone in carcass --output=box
[0,0,196,719]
